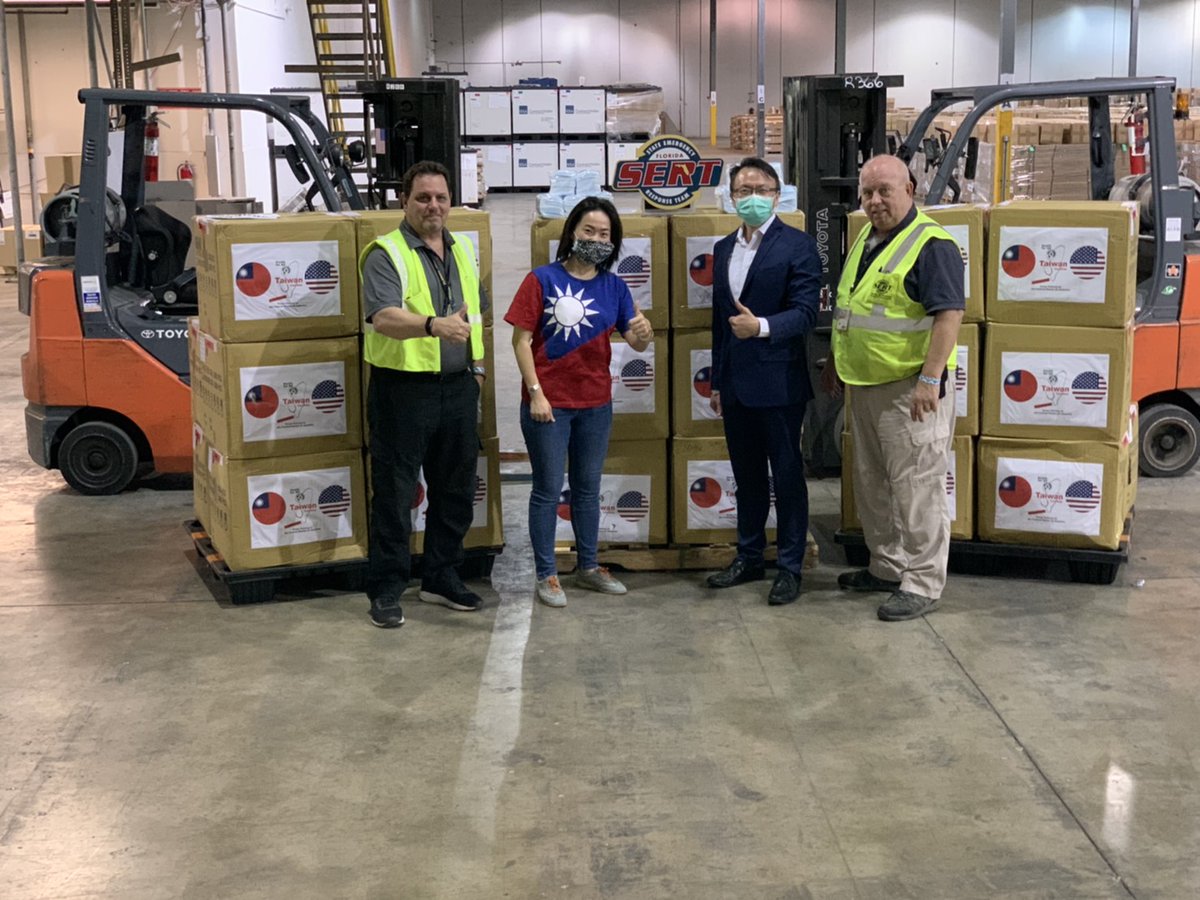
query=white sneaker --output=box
[575,566,627,595]
[535,575,567,608]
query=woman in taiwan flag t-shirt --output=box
[506,196,655,609]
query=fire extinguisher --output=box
[1127,113,1148,176]
[177,160,195,181]
[144,113,161,182]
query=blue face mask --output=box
[735,194,775,228]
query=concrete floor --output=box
[2,193,1200,899]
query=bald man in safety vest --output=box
[824,155,964,621]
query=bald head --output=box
[859,154,914,235]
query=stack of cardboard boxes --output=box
[191,209,505,573]
[978,201,1137,550]
[189,214,367,571]
[839,200,1138,554]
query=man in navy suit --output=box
[706,157,821,606]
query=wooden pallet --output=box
[555,540,819,573]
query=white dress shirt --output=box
[728,214,776,338]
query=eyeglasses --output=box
[731,187,780,199]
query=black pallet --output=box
[834,521,1131,586]
[187,521,502,604]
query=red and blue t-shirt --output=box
[505,261,635,409]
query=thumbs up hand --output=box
[430,306,472,344]
[627,301,654,344]
[729,299,762,339]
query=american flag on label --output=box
[617,254,651,288]
[621,358,654,391]
[1071,371,1107,405]
[1065,479,1101,512]
[318,484,351,516]
[1069,246,1106,280]
[616,490,649,522]
[311,379,345,412]
[304,260,339,294]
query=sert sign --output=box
[612,135,724,210]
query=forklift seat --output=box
[128,205,196,309]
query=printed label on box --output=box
[555,473,652,543]
[999,351,1111,428]
[686,459,776,530]
[941,223,971,298]
[456,231,481,278]
[239,362,348,442]
[610,341,656,414]
[231,240,343,321]
[993,456,1104,536]
[685,236,721,309]
[690,348,720,421]
[411,455,489,534]
[247,466,356,548]
[954,344,969,418]
[946,450,957,520]
[996,226,1109,303]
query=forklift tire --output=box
[1139,403,1200,478]
[59,421,139,495]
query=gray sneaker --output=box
[535,575,567,608]
[877,589,939,621]
[575,566,627,595]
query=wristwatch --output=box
[424,315,435,336]
[528,383,542,394]
[471,366,486,379]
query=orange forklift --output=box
[907,75,1200,477]
[20,88,364,494]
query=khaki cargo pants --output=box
[846,375,955,600]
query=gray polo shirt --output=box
[362,221,491,374]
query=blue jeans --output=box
[520,402,613,580]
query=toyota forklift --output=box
[20,88,365,494]
[904,75,1200,478]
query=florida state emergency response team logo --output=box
[613,135,724,210]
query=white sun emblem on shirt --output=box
[544,284,598,340]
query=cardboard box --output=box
[530,214,669,329]
[206,448,368,571]
[977,436,1134,550]
[410,437,504,554]
[196,214,360,342]
[671,436,776,544]
[955,322,981,436]
[0,226,43,269]
[847,205,986,322]
[554,439,669,547]
[192,422,210,528]
[352,208,495,326]
[842,432,974,540]
[44,154,82,190]
[671,328,723,438]
[189,323,362,459]
[609,334,668,440]
[986,200,1137,327]
[982,323,1133,442]
[669,211,807,328]
[479,326,497,440]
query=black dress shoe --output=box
[706,557,766,589]
[768,569,801,606]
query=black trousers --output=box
[366,367,480,600]
[721,393,810,574]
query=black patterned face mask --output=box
[571,239,614,266]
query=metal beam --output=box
[999,0,1017,80]
[0,0,24,250]
[85,0,98,87]
[834,0,846,74]
[755,0,765,156]
[709,0,716,145]
[1129,0,1140,76]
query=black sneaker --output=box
[419,570,483,612]
[368,594,405,628]
[837,568,902,593]
[877,589,939,622]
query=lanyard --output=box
[423,248,454,316]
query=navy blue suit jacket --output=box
[710,218,821,408]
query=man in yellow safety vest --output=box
[824,154,964,621]
[360,161,488,629]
